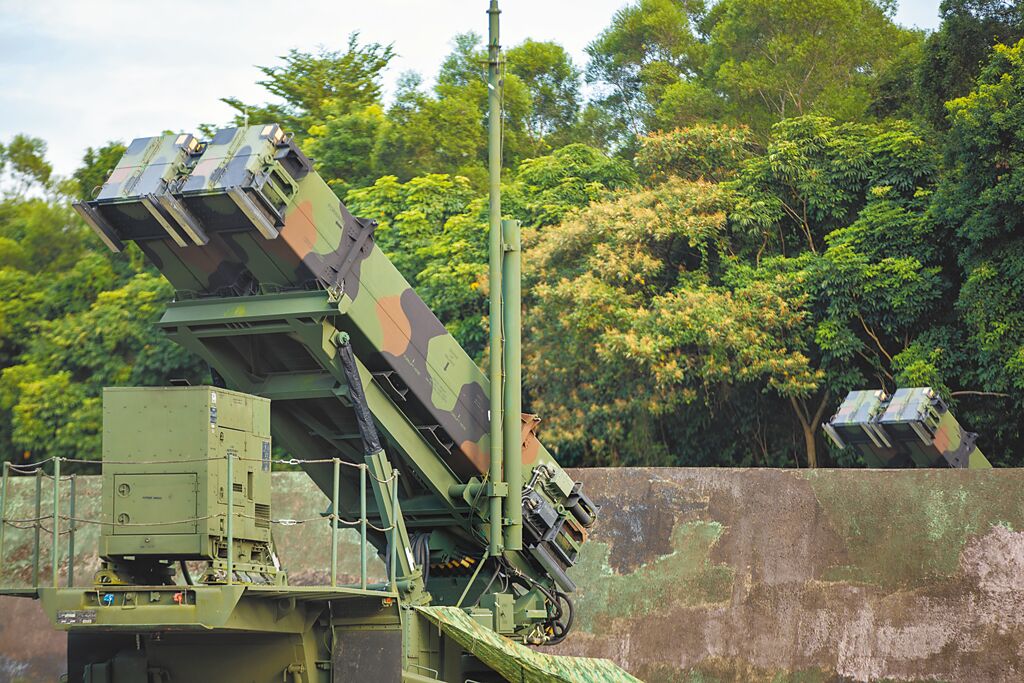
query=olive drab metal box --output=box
[100,387,275,576]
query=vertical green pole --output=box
[486,0,505,560]
[359,464,367,590]
[226,451,234,585]
[389,471,399,589]
[502,219,523,551]
[52,458,60,588]
[32,469,41,587]
[67,475,76,587]
[0,462,9,577]
[331,458,340,587]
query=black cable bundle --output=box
[411,533,431,583]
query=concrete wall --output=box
[2,468,1023,682]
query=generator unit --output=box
[99,387,280,584]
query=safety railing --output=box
[0,454,400,593]
[0,459,74,589]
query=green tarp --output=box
[416,606,642,683]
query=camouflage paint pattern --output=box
[557,467,1024,683]
[824,387,991,469]
[4,468,1024,682]
[77,124,564,483]
[417,606,642,683]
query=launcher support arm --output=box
[337,335,424,598]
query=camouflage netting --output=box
[417,606,641,683]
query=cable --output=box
[411,533,431,583]
[546,590,574,645]
[496,556,574,645]
[471,560,503,608]
[179,560,194,586]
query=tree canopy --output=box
[3,0,1024,469]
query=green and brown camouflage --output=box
[72,124,596,636]
[79,125,503,480]
[824,387,992,468]
[417,606,643,683]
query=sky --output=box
[0,0,943,175]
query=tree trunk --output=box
[789,390,831,469]
[801,422,818,469]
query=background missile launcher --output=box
[824,387,992,468]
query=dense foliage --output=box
[3,0,1023,469]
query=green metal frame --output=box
[158,291,458,595]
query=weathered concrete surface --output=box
[2,468,1024,682]
[554,468,1024,683]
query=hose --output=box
[499,559,573,645]
[411,533,431,583]
[179,561,194,586]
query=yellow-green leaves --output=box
[525,177,819,464]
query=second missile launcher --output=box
[823,387,992,468]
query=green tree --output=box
[868,39,927,120]
[506,40,583,146]
[918,0,1023,128]
[634,124,753,183]
[525,177,820,466]
[0,199,93,278]
[729,117,937,259]
[504,143,636,227]
[585,0,709,140]
[0,135,54,196]
[304,104,386,195]
[929,40,1024,461]
[222,35,395,136]
[72,141,127,201]
[702,0,916,131]
[374,34,541,184]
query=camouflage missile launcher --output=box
[74,124,598,592]
[51,123,616,682]
[824,387,992,468]
[77,124,502,481]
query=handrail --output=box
[0,453,402,595]
[0,462,8,576]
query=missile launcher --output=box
[0,6,643,679]
[74,122,598,590]
[824,387,992,468]
[5,118,624,682]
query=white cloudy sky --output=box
[0,0,942,175]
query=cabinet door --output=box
[112,473,198,535]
